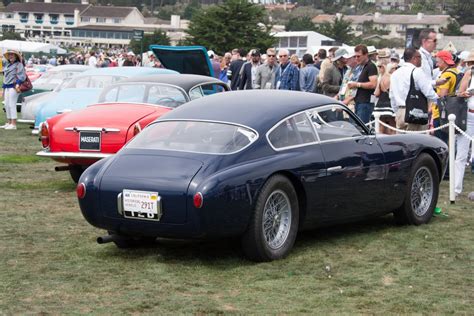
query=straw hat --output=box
[3,49,22,61]
[463,50,474,63]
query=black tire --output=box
[69,165,85,183]
[107,231,157,249]
[241,175,299,262]
[394,153,439,225]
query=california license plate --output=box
[122,189,161,221]
[79,131,101,151]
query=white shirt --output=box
[389,62,439,112]
[420,46,436,86]
[88,55,97,67]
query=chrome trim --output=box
[65,127,120,133]
[117,193,123,215]
[31,129,39,135]
[36,151,112,159]
[57,109,72,114]
[17,119,35,124]
[327,166,343,172]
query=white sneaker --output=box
[4,124,16,130]
[0,123,9,129]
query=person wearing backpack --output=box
[432,51,460,144]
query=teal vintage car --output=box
[17,64,91,112]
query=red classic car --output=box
[37,74,230,181]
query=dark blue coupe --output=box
[77,90,448,262]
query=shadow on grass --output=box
[93,214,418,265]
[2,179,76,191]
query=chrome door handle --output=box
[327,166,343,172]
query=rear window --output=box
[127,120,258,154]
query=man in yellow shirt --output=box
[432,51,459,142]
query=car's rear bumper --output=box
[36,150,112,161]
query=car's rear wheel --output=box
[394,153,439,225]
[69,165,85,183]
[242,175,299,262]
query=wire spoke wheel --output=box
[262,189,291,250]
[410,166,433,217]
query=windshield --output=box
[33,71,82,90]
[66,75,126,89]
[127,120,258,154]
[99,83,188,108]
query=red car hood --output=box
[48,103,171,159]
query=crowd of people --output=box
[209,29,473,196]
[1,28,473,195]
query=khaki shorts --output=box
[396,108,428,132]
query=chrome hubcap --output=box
[263,190,291,249]
[411,166,433,217]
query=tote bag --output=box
[404,70,429,125]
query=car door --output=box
[308,104,386,221]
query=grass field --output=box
[0,113,473,314]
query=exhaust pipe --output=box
[97,235,115,244]
[55,165,71,172]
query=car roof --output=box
[158,90,339,130]
[48,65,92,72]
[76,67,177,77]
[118,74,227,91]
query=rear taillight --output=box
[133,123,142,136]
[76,183,86,199]
[193,192,203,208]
[39,122,50,148]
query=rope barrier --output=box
[372,113,473,204]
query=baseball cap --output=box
[250,49,261,56]
[436,50,454,66]
[333,48,348,61]
[390,52,400,61]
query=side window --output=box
[116,84,145,103]
[189,86,204,100]
[308,105,366,141]
[71,76,90,88]
[102,86,119,102]
[268,113,316,149]
[147,85,187,108]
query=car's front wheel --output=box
[242,175,299,262]
[394,153,439,225]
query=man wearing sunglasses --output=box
[275,48,299,91]
[254,48,279,89]
[419,28,447,87]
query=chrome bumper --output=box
[17,119,35,124]
[36,151,113,160]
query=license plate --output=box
[122,189,161,221]
[79,131,101,151]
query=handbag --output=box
[404,69,429,125]
[18,76,32,92]
[438,96,467,132]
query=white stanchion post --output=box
[374,112,381,134]
[448,114,456,204]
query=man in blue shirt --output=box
[299,53,319,92]
[275,49,299,91]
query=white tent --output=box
[0,40,67,55]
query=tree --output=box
[316,15,354,45]
[183,0,201,20]
[129,30,170,54]
[440,18,463,36]
[1,31,24,41]
[447,0,474,25]
[185,0,275,55]
[285,16,317,32]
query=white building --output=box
[273,31,337,58]
[0,1,188,48]
[312,12,450,39]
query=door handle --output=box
[327,166,343,172]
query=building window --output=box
[279,37,289,47]
[34,14,44,24]
[113,18,122,24]
[290,37,298,47]
[298,36,307,47]
[50,14,58,24]
[20,13,28,23]
[96,17,106,23]
[81,17,90,22]
[6,13,13,19]
[65,15,74,25]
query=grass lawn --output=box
[0,109,473,314]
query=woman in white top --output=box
[454,51,474,195]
